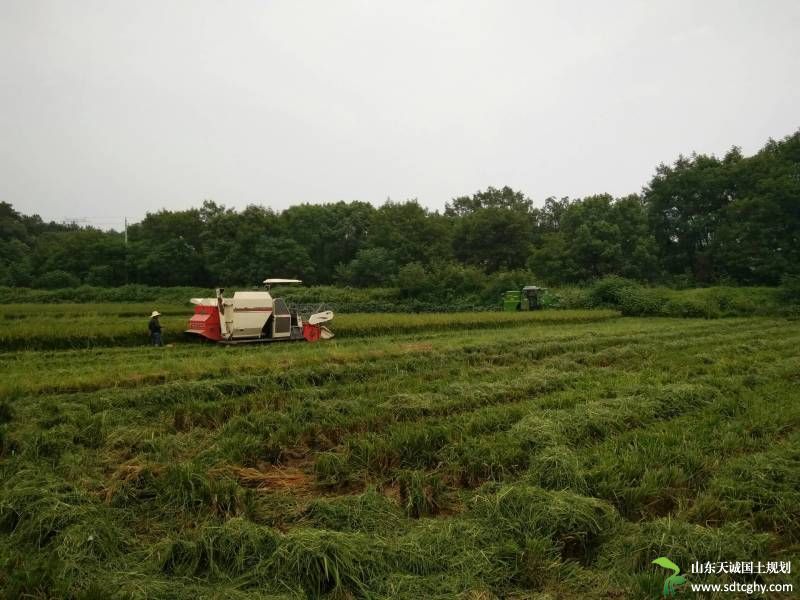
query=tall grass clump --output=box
[0,469,127,591]
[396,470,448,517]
[470,484,619,561]
[313,451,355,488]
[525,445,587,492]
[263,529,385,597]
[446,432,531,486]
[599,519,773,573]
[157,518,279,578]
[687,442,800,541]
[156,463,251,518]
[303,488,403,532]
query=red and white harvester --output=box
[185,279,334,344]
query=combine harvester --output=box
[185,279,334,344]
[502,285,547,311]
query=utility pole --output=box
[124,218,129,285]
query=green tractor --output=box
[502,286,547,311]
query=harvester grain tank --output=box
[185,279,334,344]
[502,285,547,311]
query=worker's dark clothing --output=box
[148,317,163,347]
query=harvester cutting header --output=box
[185,279,334,344]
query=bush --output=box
[84,265,117,286]
[32,270,81,289]
[615,286,669,316]
[588,276,639,306]
[397,262,428,297]
[547,286,591,309]
[587,276,671,316]
[780,274,800,304]
[583,278,786,318]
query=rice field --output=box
[0,308,798,599]
[0,304,618,351]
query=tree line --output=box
[1,130,798,290]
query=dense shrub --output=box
[583,277,784,318]
[780,274,800,304]
[31,270,81,290]
[587,276,639,306]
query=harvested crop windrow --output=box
[0,311,798,598]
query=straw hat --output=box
[151,311,161,317]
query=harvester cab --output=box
[502,285,547,311]
[185,279,334,344]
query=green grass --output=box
[0,308,798,598]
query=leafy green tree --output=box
[644,132,800,284]
[644,152,736,281]
[453,207,533,272]
[337,247,396,287]
[279,201,374,283]
[446,187,536,273]
[0,238,34,286]
[609,195,660,280]
[445,186,533,216]
[131,207,206,253]
[31,229,127,285]
[712,133,800,284]
[253,237,315,282]
[32,270,80,289]
[128,237,206,287]
[367,200,452,266]
[0,202,31,242]
[0,202,35,286]
[536,196,571,233]
[199,203,280,284]
[85,265,117,286]
[397,262,429,297]
[530,194,658,283]
[127,206,212,286]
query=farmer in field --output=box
[148,310,163,346]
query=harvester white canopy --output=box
[263,278,302,285]
[308,310,334,325]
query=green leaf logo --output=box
[652,556,687,597]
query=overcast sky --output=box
[1,1,798,227]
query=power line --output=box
[58,216,128,230]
